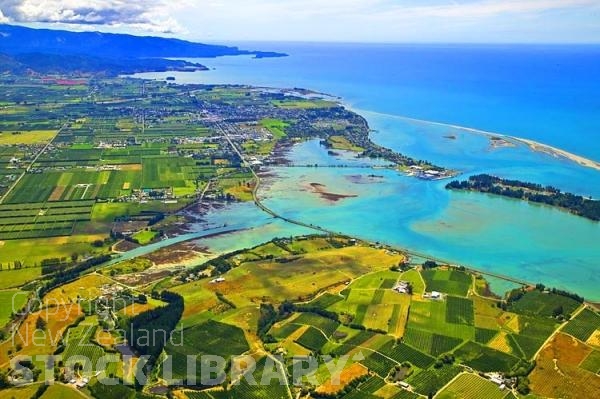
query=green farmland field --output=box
[378,340,435,369]
[4,172,60,203]
[506,315,557,358]
[421,269,471,297]
[165,320,249,380]
[407,365,462,396]
[454,341,520,373]
[295,326,328,351]
[0,289,28,326]
[509,290,581,318]
[562,308,600,342]
[292,313,340,337]
[437,373,508,399]
[341,330,376,347]
[306,293,343,310]
[403,327,464,357]
[142,156,198,190]
[474,327,498,344]
[406,300,474,341]
[0,267,42,289]
[355,375,386,393]
[580,350,600,373]
[271,323,301,340]
[230,356,290,399]
[360,351,398,377]
[0,200,93,240]
[62,317,119,376]
[445,296,474,325]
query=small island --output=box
[446,174,600,221]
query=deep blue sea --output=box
[158,42,600,160]
[133,43,600,299]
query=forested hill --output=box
[446,174,600,221]
[0,52,209,76]
[0,24,286,59]
[0,24,285,75]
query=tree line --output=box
[447,174,599,221]
[121,291,184,363]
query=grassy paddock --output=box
[260,118,289,139]
[421,269,471,297]
[0,267,41,289]
[0,289,28,326]
[436,373,507,399]
[0,234,103,265]
[510,290,581,317]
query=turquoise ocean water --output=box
[132,43,600,299]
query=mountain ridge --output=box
[0,24,286,75]
[0,24,286,59]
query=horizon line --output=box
[4,23,600,47]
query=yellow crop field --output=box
[488,331,512,354]
[209,246,402,307]
[0,304,83,367]
[0,130,57,145]
[0,384,42,399]
[316,362,368,395]
[529,333,600,398]
[43,274,114,305]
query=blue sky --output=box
[1,0,599,43]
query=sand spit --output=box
[355,109,600,173]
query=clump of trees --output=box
[257,299,341,343]
[122,291,184,372]
[38,254,112,297]
[447,174,600,221]
[422,260,439,269]
[257,303,279,343]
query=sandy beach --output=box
[364,110,600,173]
[508,136,600,171]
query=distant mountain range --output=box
[0,24,286,75]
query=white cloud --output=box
[0,0,185,33]
[179,0,599,20]
[0,8,9,23]
[1,0,599,42]
[379,0,600,19]
[176,0,600,42]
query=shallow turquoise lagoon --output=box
[131,44,600,299]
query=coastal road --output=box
[215,122,339,236]
[216,122,535,290]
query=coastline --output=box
[90,76,600,301]
[355,109,600,173]
[508,136,600,171]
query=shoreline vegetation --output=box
[446,174,600,221]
